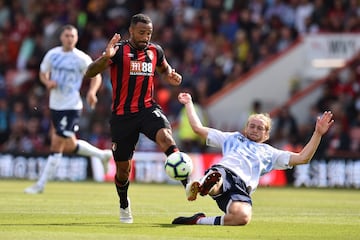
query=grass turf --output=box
[0,180,359,240]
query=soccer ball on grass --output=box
[164,152,193,180]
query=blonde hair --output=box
[247,113,272,132]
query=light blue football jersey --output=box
[40,46,93,110]
[206,128,292,193]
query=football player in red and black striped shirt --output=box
[85,13,183,223]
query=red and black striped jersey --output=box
[109,40,166,115]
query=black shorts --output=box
[209,165,252,213]
[50,109,81,138]
[110,104,171,161]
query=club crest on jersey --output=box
[237,136,245,142]
[146,50,154,60]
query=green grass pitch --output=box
[0,180,359,240]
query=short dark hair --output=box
[131,13,152,26]
[61,24,77,33]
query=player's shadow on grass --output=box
[0,223,177,228]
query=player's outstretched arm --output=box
[289,111,334,166]
[85,33,121,78]
[178,92,209,139]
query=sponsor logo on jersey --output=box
[130,60,153,76]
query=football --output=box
[164,151,193,180]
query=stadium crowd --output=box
[0,0,359,158]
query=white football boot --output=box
[120,197,133,223]
[24,184,44,194]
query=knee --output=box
[116,162,131,180]
[155,129,177,152]
[234,213,251,226]
[116,169,130,181]
[227,212,251,226]
[227,207,252,226]
[156,128,175,146]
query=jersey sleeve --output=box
[271,147,292,170]
[78,50,93,73]
[83,53,93,67]
[206,128,236,148]
[153,43,166,67]
[40,49,53,73]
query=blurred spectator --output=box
[24,32,46,71]
[9,98,28,127]
[345,0,360,32]
[22,116,47,153]
[177,46,200,87]
[3,116,26,153]
[237,8,257,38]
[40,14,61,51]
[316,85,338,114]
[264,0,288,23]
[325,121,351,157]
[87,25,108,60]
[88,120,111,150]
[349,111,360,151]
[0,98,10,148]
[234,29,250,64]
[224,61,246,86]
[143,0,164,28]
[273,106,299,147]
[248,26,263,65]
[217,10,238,43]
[331,101,350,134]
[0,0,10,30]
[277,25,295,52]
[206,63,225,96]
[248,0,267,25]
[294,0,314,35]
[309,0,328,32]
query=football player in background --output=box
[24,25,112,194]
